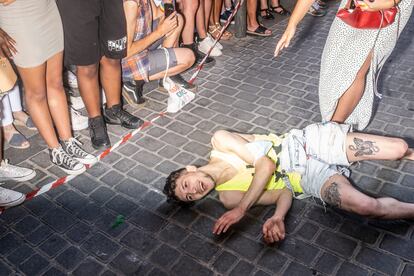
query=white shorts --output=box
[280,122,351,199]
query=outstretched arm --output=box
[274,0,316,57]
[211,131,276,235]
[262,188,292,243]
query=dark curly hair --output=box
[163,168,193,206]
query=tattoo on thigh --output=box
[323,182,341,208]
[348,137,380,157]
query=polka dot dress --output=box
[319,0,413,130]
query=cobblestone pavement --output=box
[1,2,414,275]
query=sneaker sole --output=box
[60,165,86,175]
[0,194,26,207]
[76,157,98,165]
[220,18,235,25]
[106,118,145,130]
[158,85,198,94]
[0,170,36,183]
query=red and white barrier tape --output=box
[188,0,243,85]
[0,112,166,214]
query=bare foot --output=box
[404,148,414,161]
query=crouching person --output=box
[164,122,414,243]
[122,0,196,112]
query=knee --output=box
[353,198,381,217]
[184,49,195,67]
[101,57,120,68]
[393,138,408,159]
[25,87,47,103]
[77,64,99,79]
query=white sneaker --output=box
[163,78,195,113]
[64,70,79,90]
[0,160,36,182]
[70,107,88,131]
[69,95,85,110]
[207,33,223,50]
[198,37,222,57]
[0,187,25,207]
[61,137,97,165]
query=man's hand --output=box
[0,0,16,6]
[213,206,245,235]
[157,12,178,36]
[0,28,17,58]
[262,216,285,243]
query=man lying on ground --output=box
[163,122,414,243]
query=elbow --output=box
[211,130,229,148]
[262,158,276,174]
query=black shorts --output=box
[56,0,127,66]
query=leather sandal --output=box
[270,5,291,15]
[208,23,232,40]
[260,9,275,20]
[246,25,272,37]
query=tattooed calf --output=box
[348,137,379,157]
[323,182,341,208]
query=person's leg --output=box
[247,0,271,34]
[17,64,60,149]
[196,0,208,40]
[345,132,413,163]
[321,174,414,219]
[331,52,373,123]
[8,85,34,129]
[0,93,30,149]
[76,64,102,118]
[100,56,122,108]
[205,0,213,30]
[180,0,199,45]
[45,51,72,141]
[148,48,195,81]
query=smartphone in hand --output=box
[164,3,175,17]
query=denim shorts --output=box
[280,122,351,199]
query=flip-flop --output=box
[7,132,30,149]
[14,116,37,130]
[247,25,272,37]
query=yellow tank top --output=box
[214,133,303,193]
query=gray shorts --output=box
[280,122,351,199]
[147,18,177,76]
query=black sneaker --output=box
[183,43,215,68]
[104,104,144,129]
[122,80,146,108]
[159,74,198,93]
[220,9,235,24]
[49,146,86,175]
[89,116,111,150]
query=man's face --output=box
[174,169,215,202]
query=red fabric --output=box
[337,5,397,29]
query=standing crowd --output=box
[1,0,414,248]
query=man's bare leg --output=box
[346,132,413,163]
[321,174,414,219]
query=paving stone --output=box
[305,205,342,229]
[100,170,125,187]
[42,267,66,276]
[23,195,56,217]
[56,190,89,214]
[0,260,12,276]
[155,160,180,174]
[296,222,319,241]
[132,150,162,167]
[180,234,220,262]
[229,260,254,276]
[224,233,264,260]
[380,234,414,261]
[25,225,54,246]
[212,251,238,274]
[105,195,138,217]
[283,261,315,276]
[73,258,104,276]
[41,207,76,233]
[7,244,34,265]
[120,228,160,256]
[110,250,144,275]
[115,178,147,200]
[172,255,212,276]
[127,165,160,184]
[0,233,21,255]
[339,220,380,244]
[149,244,181,267]
[39,234,68,257]
[90,186,116,205]
[69,174,99,194]
[0,206,28,224]
[183,141,211,157]
[12,215,40,236]
[380,183,414,203]
[355,247,401,275]
[94,212,130,237]
[196,198,227,219]
[402,264,414,276]
[337,262,369,276]
[257,248,287,274]
[82,232,120,262]
[19,254,49,276]
[314,252,341,275]
[55,246,86,270]
[129,207,166,232]
[315,230,358,258]
[368,220,411,236]
[65,222,92,244]
[159,223,188,246]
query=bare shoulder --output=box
[218,191,244,209]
